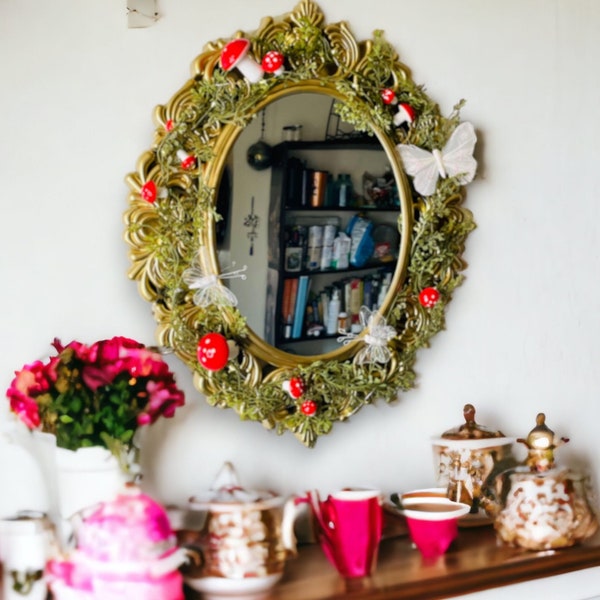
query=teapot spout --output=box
[479,465,521,519]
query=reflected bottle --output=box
[336,174,352,208]
[326,289,341,335]
[325,173,336,208]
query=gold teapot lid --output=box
[191,462,277,505]
[517,413,569,472]
[441,404,506,440]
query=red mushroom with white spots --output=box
[393,102,416,127]
[220,38,264,83]
[141,181,157,203]
[197,333,239,372]
[177,149,196,170]
[261,50,285,75]
[283,377,305,399]
[419,287,440,308]
[197,333,230,371]
[380,88,397,105]
[300,400,317,416]
[140,180,167,203]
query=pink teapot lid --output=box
[75,485,178,563]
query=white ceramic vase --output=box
[55,445,128,521]
[0,424,51,519]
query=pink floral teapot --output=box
[46,486,188,600]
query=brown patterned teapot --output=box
[490,413,598,550]
[181,463,301,600]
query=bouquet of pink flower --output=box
[6,336,185,458]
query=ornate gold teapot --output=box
[182,462,301,600]
[489,413,598,550]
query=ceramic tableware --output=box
[0,512,55,600]
[303,488,383,578]
[432,404,515,518]
[183,463,301,600]
[398,495,470,559]
[491,413,598,550]
[46,487,187,600]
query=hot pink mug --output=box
[303,489,383,578]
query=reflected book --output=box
[292,276,310,339]
[281,278,299,339]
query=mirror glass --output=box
[123,0,477,447]
[222,92,401,357]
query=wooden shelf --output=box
[185,517,600,600]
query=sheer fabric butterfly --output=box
[397,121,477,196]
[182,264,247,308]
[337,306,396,365]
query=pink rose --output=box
[6,360,54,429]
[125,348,163,378]
[80,337,149,391]
[7,391,41,429]
[10,361,50,396]
[89,337,143,364]
[53,338,91,361]
[136,412,152,426]
[138,380,185,425]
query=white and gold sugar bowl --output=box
[432,404,516,518]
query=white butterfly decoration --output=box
[337,306,396,365]
[182,263,247,308]
[396,121,477,197]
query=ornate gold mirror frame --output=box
[124,0,477,447]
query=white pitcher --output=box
[0,512,55,600]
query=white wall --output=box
[2,1,600,589]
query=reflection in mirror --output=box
[222,93,401,357]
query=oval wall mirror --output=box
[124,0,477,447]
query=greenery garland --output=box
[124,0,476,447]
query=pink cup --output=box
[400,496,470,559]
[304,489,383,578]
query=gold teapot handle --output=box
[281,496,305,556]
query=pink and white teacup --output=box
[399,494,470,560]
